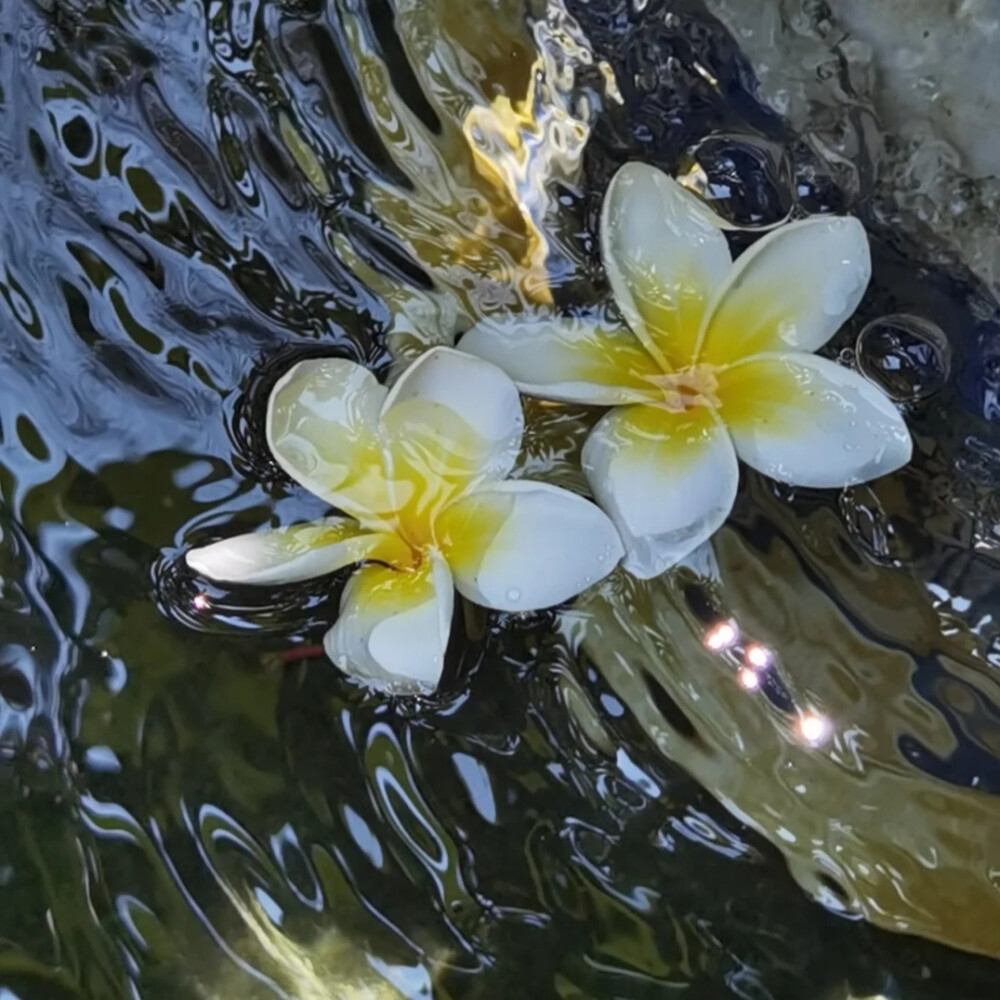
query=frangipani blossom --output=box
[461,162,912,578]
[186,348,623,693]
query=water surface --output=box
[3,0,1000,997]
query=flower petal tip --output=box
[382,344,525,481]
[582,406,739,583]
[184,538,245,583]
[323,633,441,697]
[441,481,625,612]
[717,354,914,489]
[264,355,387,514]
[618,530,712,581]
[182,519,383,586]
[323,556,453,696]
[184,545,213,579]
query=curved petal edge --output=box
[324,553,454,694]
[185,517,395,585]
[582,404,740,579]
[716,353,912,488]
[437,480,624,610]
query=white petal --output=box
[266,357,392,520]
[436,480,624,611]
[581,404,739,579]
[324,553,454,694]
[185,518,404,585]
[696,216,871,366]
[381,347,525,507]
[601,162,732,369]
[459,314,661,405]
[716,353,912,487]
[382,347,523,471]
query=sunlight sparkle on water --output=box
[796,712,831,745]
[745,643,772,669]
[192,593,211,611]
[737,666,761,690]
[704,620,738,651]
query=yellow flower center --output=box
[387,532,427,572]
[644,364,721,413]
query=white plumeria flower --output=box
[186,347,624,693]
[461,162,912,579]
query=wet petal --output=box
[266,357,392,520]
[601,162,732,369]
[459,314,661,405]
[381,347,525,523]
[437,480,624,610]
[716,353,912,487]
[696,216,871,366]
[324,552,454,694]
[382,347,524,476]
[581,404,739,579]
[186,518,406,585]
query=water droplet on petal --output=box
[506,588,521,603]
[856,314,950,402]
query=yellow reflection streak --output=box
[205,890,449,1000]
[332,0,601,364]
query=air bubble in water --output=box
[855,313,951,402]
[676,133,793,229]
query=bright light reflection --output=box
[737,667,760,690]
[192,593,211,611]
[704,620,738,651]
[745,643,772,669]
[797,712,831,745]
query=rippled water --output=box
[3,0,1000,997]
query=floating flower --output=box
[186,348,623,693]
[461,162,912,577]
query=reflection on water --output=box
[3,0,1000,997]
[577,518,1000,957]
[327,0,599,369]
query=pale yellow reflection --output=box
[332,0,602,366]
[203,890,450,1000]
[572,522,1000,959]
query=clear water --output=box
[2,0,1000,997]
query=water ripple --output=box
[2,0,1000,997]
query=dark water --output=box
[3,0,1000,997]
